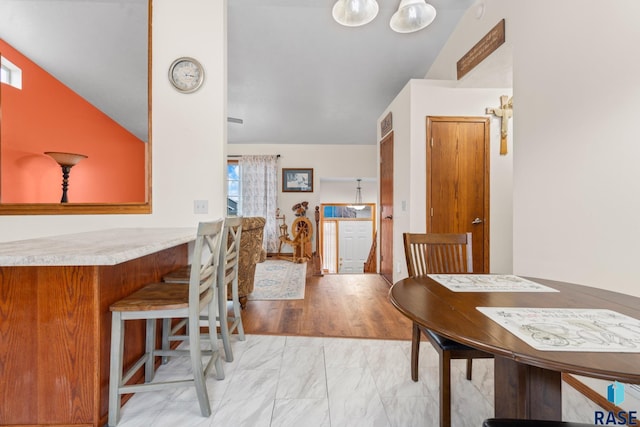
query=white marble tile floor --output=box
[114,334,601,427]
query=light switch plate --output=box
[193,200,208,214]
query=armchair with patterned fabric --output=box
[234,216,267,308]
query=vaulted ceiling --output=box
[0,0,149,141]
[228,0,473,146]
[1,0,473,146]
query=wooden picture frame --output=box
[282,168,313,192]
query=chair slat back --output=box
[219,216,243,290]
[403,232,473,276]
[190,220,225,307]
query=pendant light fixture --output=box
[332,0,379,27]
[332,0,436,34]
[390,0,437,33]
[348,178,366,210]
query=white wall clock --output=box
[168,57,204,93]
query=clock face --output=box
[169,57,204,93]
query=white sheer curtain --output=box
[239,155,279,253]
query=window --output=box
[0,56,22,89]
[0,64,8,83]
[323,204,373,219]
[227,160,241,216]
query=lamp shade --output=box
[390,0,436,33]
[332,0,379,27]
[45,151,88,166]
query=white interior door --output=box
[338,221,373,273]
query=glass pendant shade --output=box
[390,0,436,33]
[332,0,379,27]
[348,178,366,210]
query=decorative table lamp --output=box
[44,151,88,203]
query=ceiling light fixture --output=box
[348,178,366,210]
[332,0,379,27]
[390,0,437,34]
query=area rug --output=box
[248,260,307,300]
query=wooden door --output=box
[380,132,394,283]
[427,117,490,273]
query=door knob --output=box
[385,215,393,220]
[472,217,483,224]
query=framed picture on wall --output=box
[282,168,313,192]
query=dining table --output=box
[388,274,640,421]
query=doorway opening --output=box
[320,203,376,274]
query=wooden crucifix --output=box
[486,95,513,155]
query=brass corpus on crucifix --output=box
[486,95,513,155]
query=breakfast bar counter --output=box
[0,228,195,427]
[0,227,196,266]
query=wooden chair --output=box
[403,232,493,427]
[108,220,225,426]
[162,216,244,362]
[483,420,595,427]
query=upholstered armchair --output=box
[233,216,267,308]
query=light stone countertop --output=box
[0,228,196,266]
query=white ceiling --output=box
[1,0,473,146]
[228,0,473,145]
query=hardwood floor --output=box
[241,269,412,340]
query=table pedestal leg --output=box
[494,356,562,420]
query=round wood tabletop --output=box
[389,276,640,384]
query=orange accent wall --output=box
[0,39,146,203]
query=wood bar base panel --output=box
[0,244,187,427]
